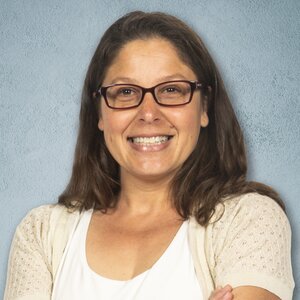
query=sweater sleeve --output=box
[210,193,294,300]
[4,205,54,300]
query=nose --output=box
[137,91,162,123]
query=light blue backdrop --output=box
[1,0,299,298]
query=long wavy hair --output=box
[58,11,284,225]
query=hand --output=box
[209,285,233,300]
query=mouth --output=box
[127,135,173,145]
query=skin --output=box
[209,285,233,300]
[88,37,208,281]
[87,38,278,299]
[98,38,208,185]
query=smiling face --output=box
[98,38,208,183]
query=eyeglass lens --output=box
[105,81,193,108]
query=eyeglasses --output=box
[94,80,205,109]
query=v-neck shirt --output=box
[52,209,203,300]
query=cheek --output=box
[100,119,119,143]
[98,110,133,143]
[180,111,203,149]
[173,106,202,133]
[187,122,201,147]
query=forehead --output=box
[103,38,196,86]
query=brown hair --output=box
[58,11,284,225]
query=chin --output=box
[130,165,180,181]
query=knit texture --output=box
[207,194,294,298]
[4,194,294,300]
[4,205,53,300]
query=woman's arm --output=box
[211,194,294,300]
[4,205,53,300]
[232,286,280,300]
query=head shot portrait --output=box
[1,2,299,300]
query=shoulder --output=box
[211,192,289,229]
[206,193,294,299]
[18,203,76,231]
[15,204,56,240]
[221,192,284,213]
[5,205,83,299]
[15,203,80,253]
[226,192,284,210]
[188,193,294,299]
[20,203,80,223]
[209,192,291,252]
[19,204,55,224]
[15,203,81,273]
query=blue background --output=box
[1,0,299,298]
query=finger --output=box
[222,284,233,292]
[209,286,231,300]
[223,291,233,300]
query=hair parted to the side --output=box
[58,11,284,225]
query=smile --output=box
[128,136,173,145]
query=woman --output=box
[4,11,294,300]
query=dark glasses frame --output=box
[93,80,206,109]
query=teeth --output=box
[131,136,170,145]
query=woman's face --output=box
[99,38,208,182]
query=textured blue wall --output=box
[1,0,299,298]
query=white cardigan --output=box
[4,193,295,300]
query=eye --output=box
[161,85,182,94]
[107,85,141,100]
[117,87,137,96]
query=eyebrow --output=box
[108,74,192,85]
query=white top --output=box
[4,194,294,300]
[52,209,203,300]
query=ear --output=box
[98,118,104,131]
[200,112,209,128]
[200,95,209,127]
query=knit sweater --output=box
[4,193,295,300]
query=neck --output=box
[117,173,175,216]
